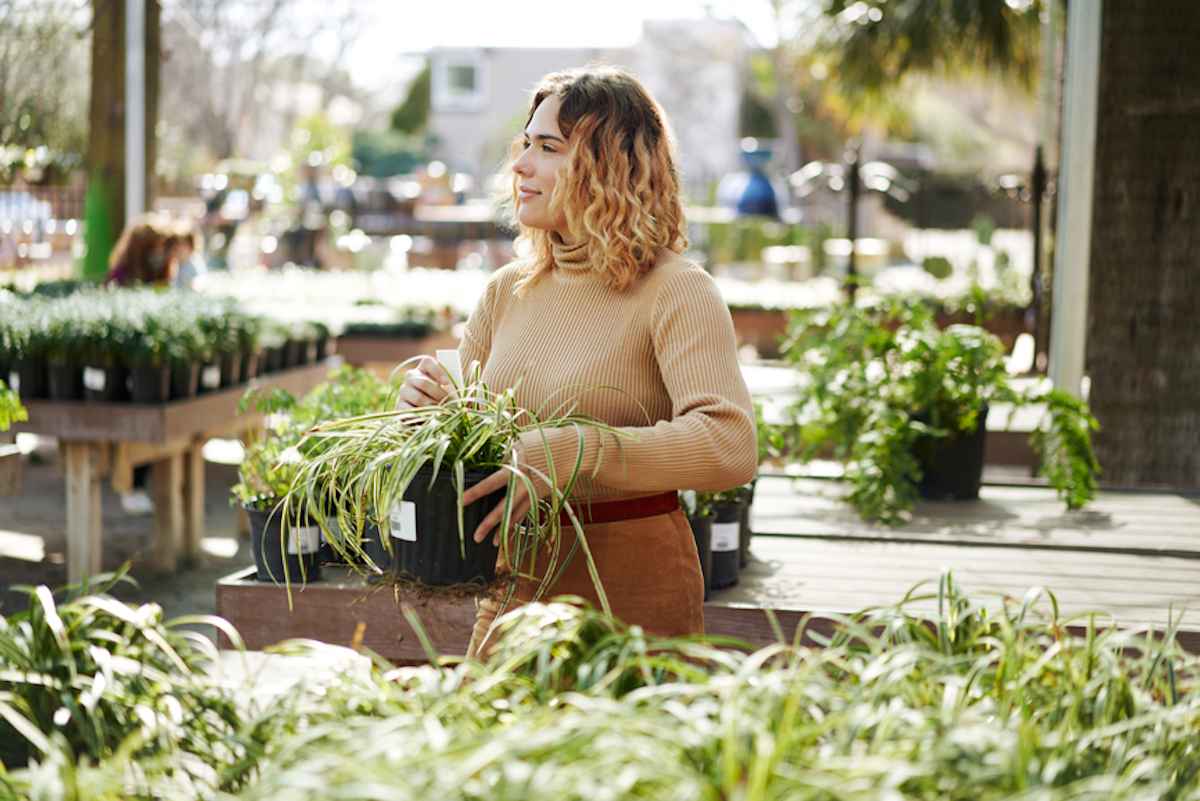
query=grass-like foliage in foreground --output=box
[1,574,1197,800]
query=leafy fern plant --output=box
[782,300,1100,524]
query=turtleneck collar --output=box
[549,231,594,279]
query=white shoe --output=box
[120,490,154,516]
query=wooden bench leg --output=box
[150,453,185,573]
[64,442,103,583]
[183,442,205,564]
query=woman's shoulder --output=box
[644,249,720,300]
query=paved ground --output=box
[0,437,251,622]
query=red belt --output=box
[558,492,679,526]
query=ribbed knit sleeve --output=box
[517,267,757,494]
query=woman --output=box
[106,214,171,287]
[398,66,756,657]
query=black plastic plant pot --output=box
[264,346,284,373]
[47,363,83,401]
[218,351,242,388]
[83,365,128,402]
[315,337,332,361]
[170,362,199,400]
[389,467,505,586]
[129,365,170,404]
[283,339,302,368]
[710,501,741,590]
[13,360,47,400]
[913,406,988,501]
[317,518,391,571]
[687,514,714,601]
[241,349,260,382]
[738,485,755,568]
[246,505,322,583]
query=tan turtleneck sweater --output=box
[457,238,757,502]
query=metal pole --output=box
[846,146,860,303]
[125,0,146,222]
[1049,1,1102,398]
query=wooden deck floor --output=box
[721,477,1200,647]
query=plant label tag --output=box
[436,349,463,385]
[288,525,320,555]
[389,501,417,542]
[83,367,106,392]
[712,522,739,552]
[201,365,221,389]
[8,372,18,394]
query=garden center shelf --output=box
[333,331,460,377]
[13,361,335,583]
[217,481,1200,661]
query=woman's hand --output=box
[395,356,454,410]
[461,450,552,546]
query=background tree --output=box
[390,62,431,135]
[0,0,89,184]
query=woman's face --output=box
[513,94,569,236]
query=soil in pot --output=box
[82,365,127,402]
[12,361,46,400]
[129,365,170,404]
[913,406,988,501]
[218,351,243,388]
[710,501,741,590]
[687,514,714,601]
[389,467,505,586]
[47,363,83,401]
[170,362,199,400]
[246,505,322,583]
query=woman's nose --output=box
[513,150,532,177]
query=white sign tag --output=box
[83,367,107,392]
[435,349,463,386]
[389,501,417,542]
[201,365,221,389]
[288,525,320,555]
[8,372,18,394]
[712,522,739,552]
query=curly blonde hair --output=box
[505,66,688,292]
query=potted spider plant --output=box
[231,427,322,584]
[282,366,626,604]
[247,366,401,571]
[781,300,1100,525]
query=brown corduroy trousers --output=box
[466,507,705,659]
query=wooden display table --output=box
[216,482,1200,661]
[14,363,333,583]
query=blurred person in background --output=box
[167,221,206,289]
[105,214,172,287]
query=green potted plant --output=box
[240,366,400,572]
[781,300,1100,525]
[231,424,321,584]
[44,304,87,401]
[123,313,172,404]
[281,367,626,607]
